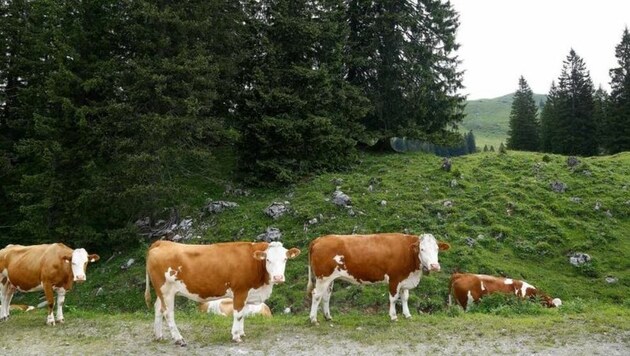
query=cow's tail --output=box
[447,274,454,307]
[306,263,315,299]
[144,270,152,309]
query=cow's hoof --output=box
[324,316,333,321]
[153,336,165,342]
[56,318,65,324]
[175,339,187,347]
[232,337,243,343]
[310,319,319,326]
[403,314,412,319]
[0,316,8,322]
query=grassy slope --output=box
[10,150,629,317]
[462,93,547,148]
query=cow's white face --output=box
[253,242,301,284]
[418,234,450,272]
[64,248,100,282]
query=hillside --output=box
[462,93,547,148]
[11,149,627,317]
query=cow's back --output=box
[309,234,419,282]
[1,243,72,290]
[147,240,269,300]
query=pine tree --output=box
[592,86,609,153]
[465,131,477,153]
[507,76,539,151]
[236,0,367,184]
[541,49,596,155]
[346,0,465,143]
[604,27,630,153]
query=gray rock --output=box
[120,258,135,270]
[550,181,567,193]
[605,276,618,284]
[567,156,580,168]
[441,158,452,172]
[443,200,453,208]
[308,218,318,225]
[605,210,613,218]
[568,252,591,266]
[464,237,476,247]
[450,179,458,188]
[206,201,238,214]
[332,189,352,207]
[264,201,290,219]
[256,227,282,242]
[594,201,602,211]
[570,197,582,203]
[379,200,387,206]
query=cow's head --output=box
[253,242,301,284]
[62,248,100,282]
[540,295,562,308]
[414,234,450,273]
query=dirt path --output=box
[2,313,629,355]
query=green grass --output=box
[461,92,547,148]
[7,149,630,336]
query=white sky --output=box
[449,0,630,100]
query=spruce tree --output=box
[542,49,596,155]
[604,27,630,153]
[507,76,540,151]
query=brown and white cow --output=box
[199,298,272,318]
[448,273,562,310]
[307,233,450,324]
[0,243,100,325]
[144,240,300,345]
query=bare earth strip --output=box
[1,312,629,355]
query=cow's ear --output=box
[286,248,301,259]
[438,242,451,251]
[253,251,267,261]
[88,254,100,263]
[62,255,72,263]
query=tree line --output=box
[507,28,630,155]
[0,1,465,249]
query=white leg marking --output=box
[47,311,55,326]
[466,290,474,311]
[153,299,164,340]
[310,277,334,324]
[401,289,411,318]
[480,281,486,291]
[231,308,245,342]
[55,288,66,323]
[322,281,334,321]
[389,288,400,321]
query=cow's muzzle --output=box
[74,276,86,282]
[272,275,285,283]
[429,263,441,272]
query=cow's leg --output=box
[401,289,412,319]
[309,278,333,325]
[388,282,401,321]
[322,281,334,321]
[0,283,14,321]
[43,283,56,326]
[55,288,66,323]
[153,298,165,341]
[231,293,247,342]
[162,292,185,346]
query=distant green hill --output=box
[462,93,547,149]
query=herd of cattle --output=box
[0,233,561,346]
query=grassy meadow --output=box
[4,149,630,352]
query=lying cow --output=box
[307,233,450,324]
[199,298,272,318]
[144,240,300,345]
[449,273,562,310]
[0,243,99,325]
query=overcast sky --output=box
[449,0,630,100]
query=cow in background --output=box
[145,240,300,345]
[199,298,272,318]
[449,273,562,310]
[307,233,450,324]
[0,243,99,325]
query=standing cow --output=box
[307,233,450,324]
[0,243,100,325]
[144,240,300,345]
[449,273,562,310]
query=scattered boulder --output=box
[594,201,602,211]
[332,188,352,207]
[568,252,591,266]
[605,276,618,284]
[550,181,567,193]
[567,156,580,168]
[331,177,344,186]
[264,201,290,219]
[464,237,476,247]
[443,200,453,208]
[256,227,282,242]
[206,201,238,214]
[450,179,458,188]
[569,197,582,203]
[308,217,318,225]
[605,210,613,218]
[120,258,135,270]
[441,158,452,172]
[224,185,251,197]
[379,200,387,207]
